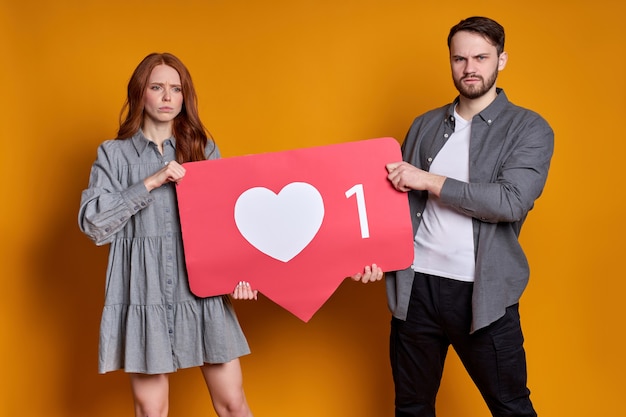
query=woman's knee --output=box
[201,362,252,417]
[214,394,251,417]
[130,373,169,417]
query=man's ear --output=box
[498,51,508,71]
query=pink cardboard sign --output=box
[176,137,413,321]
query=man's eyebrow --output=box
[452,52,492,58]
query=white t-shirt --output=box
[412,109,475,282]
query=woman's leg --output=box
[129,373,169,417]
[201,359,253,417]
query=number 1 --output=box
[345,184,370,239]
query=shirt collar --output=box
[445,88,509,128]
[129,129,177,156]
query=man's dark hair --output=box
[447,16,505,56]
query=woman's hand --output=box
[144,161,186,192]
[351,264,384,283]
[232,281,258,300]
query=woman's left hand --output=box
[232,281,259,300]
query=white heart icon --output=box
[234,182,325,262]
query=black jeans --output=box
[390,272,537,417]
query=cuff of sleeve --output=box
[121,181,154,214]
[439,177,462,206]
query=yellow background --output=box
[2,0,624,416]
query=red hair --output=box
[117,52,215,163]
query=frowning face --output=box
[143,64,183,126]
[449,31,507,100]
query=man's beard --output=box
[453,68,498,99]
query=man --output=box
[385,16,553,417]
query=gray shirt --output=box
[386,89,554,332]
[78,131,250,374]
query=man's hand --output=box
[386,161,446,197]
[351,264,384,283]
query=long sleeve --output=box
[78,141,155,245]
[440,109,554,224]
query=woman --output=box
[79,52,256,417]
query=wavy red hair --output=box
[117,52,215,163]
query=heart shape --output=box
[234,182,325,262]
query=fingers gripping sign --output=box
[163,161,186,185]
[351,263,384,284]
[232,281,258,300]
[144,160,186,191]
[386,161,446,197]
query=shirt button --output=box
[168,304,173,310]
[427,157,433,163]
[444,133,449,138]
[167,279,172,284]
[416,212,422,218]
[168,329,173,334]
